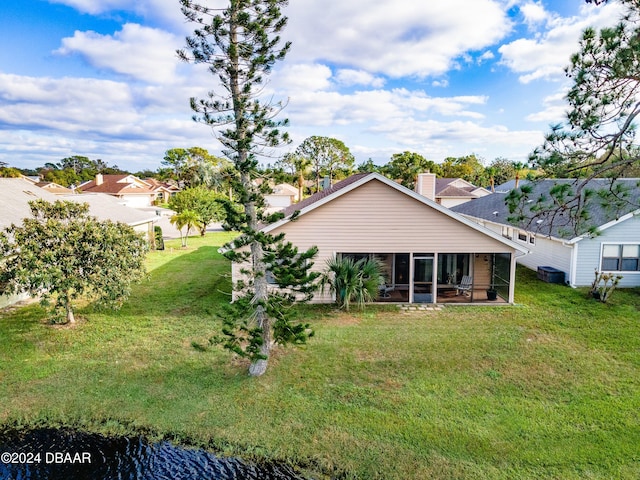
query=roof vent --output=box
[492,211,499,216]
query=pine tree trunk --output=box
[247,197,271,377]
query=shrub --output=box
[321,256,382,311]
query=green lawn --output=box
[1,232,639,479]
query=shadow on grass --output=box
[96,245,233,320]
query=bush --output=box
[321,256,382,311]
[154,226,165,250]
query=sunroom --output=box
[340,251,513,304]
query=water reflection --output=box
[0,428,309,480]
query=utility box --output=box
[537,266,565,284]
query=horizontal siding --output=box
[272,180,514,254]
[234,179,517,303]
[464,218,573,283]
[517,236,572,282]
[576,216,640,287]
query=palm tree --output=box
[170,209,202,248]
[512,161,526,188]
[322,256,382,311]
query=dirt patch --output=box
[47,317,86,329]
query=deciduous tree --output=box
[0,200,147,324]
[295,136,355,191]
[440,154,487,185]
[169,186,225,236]
[382,151,441,190]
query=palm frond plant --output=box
[321,256,383,311]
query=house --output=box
[415,173,491,208]
[35,181,73,195]
[143,178,180,204]
[59,193,158,242]
[0,178,158,308]
[232,173,528,304]
[264,183,299,213]
[79,174,157,207]
[451,178,640,288]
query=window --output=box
[529,235,535,245]
[517,231,527,242]
[501,226,512,239]
[601,244,640,272]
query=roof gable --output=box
[264,173,527,253]
[82,174,155,195]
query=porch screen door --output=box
[413,256,433,303]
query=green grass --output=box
[1,232,639,479]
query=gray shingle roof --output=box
[279,172,372,219]
[0,178,156,230]
[451,178,640,239]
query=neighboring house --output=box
[59,193,158,242]
[0,178,158,308]
[79,174,157,207]
[35,181,73,195]
[415,173,491,208]
[264,183,299,213]
[232,173,528,305]
[451,178,640,288]
[143,178,180,204]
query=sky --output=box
[0,0,628,172]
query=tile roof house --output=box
[451,178,640,288]
[79,174,157,207]
[35,181,73,195]
[415,173,491,208]
[143,178,180,204]
[234,173,528,305]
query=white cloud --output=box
[499,2,626,83]
[55,24,182,83]
[273,64,333,93]
[477,51,495,64]
[525,90,569,123]
[334,69,385,88]
[49,0,190,30]
[520,2,550,27]
[285,0,512,78]
[367,117,543,162]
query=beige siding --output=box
[271,180,511,253]
[262,179,515,303]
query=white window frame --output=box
[600,243,640,273]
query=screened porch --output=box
[340,252,513,304]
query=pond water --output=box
[0,428,310,480]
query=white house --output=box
[451,178,640,288]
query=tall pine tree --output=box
[179,0,319,376]
[511,0,640,233]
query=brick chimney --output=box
[415,172,436,201]
[95,173,103,186]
